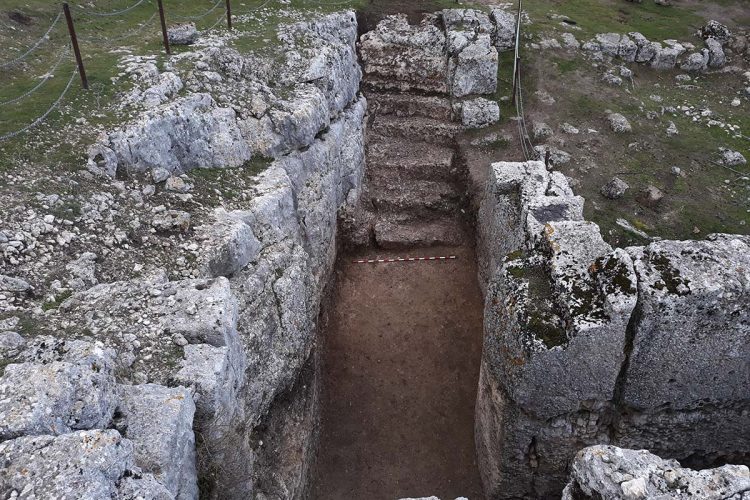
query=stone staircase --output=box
[357,90,470,250]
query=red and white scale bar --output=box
[353,255,457,264]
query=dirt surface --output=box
[312,243,485,500]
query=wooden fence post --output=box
[62,3,88,89]
[157,0,170,55]
[226,0,232,30]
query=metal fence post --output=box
[157,0,170,54]
[62,3,88,89]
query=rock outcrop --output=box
[475,161,750,499]
[563,445,750,499]
[2,10,367,500]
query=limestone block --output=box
[0,339,118,439]
[116,384,198,500]
[624,235,750,411]
[0,430,140,499]
[564,445,750,499]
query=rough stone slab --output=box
[365,92,453,121]
[0,338,118,440]
[360,14,449,94]
[369,115,464,144]
[564,445,750,499]
[624,235,750,411]
[196,208,261,278]
[116,384,198,500]
[55,276,237,385]
[366,138,456,182]
[0,430,139,499]
[374,218,467,249]
[449,33,498,97]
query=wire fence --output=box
[0,68,79,142]
[1,11,63,69]
[511,0,539,162]
[0,0,247,142]
[0,0,358,142]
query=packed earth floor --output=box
[312,245,485,499]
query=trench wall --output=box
[0,11,365,500]
[475,160,750,499]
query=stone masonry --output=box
[475,160,750,499]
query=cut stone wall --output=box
[475,160,750,499]
[0,11,365,500]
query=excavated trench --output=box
[310,22,487,500]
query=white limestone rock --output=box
[115,384,198,500]
[0,430,171,499]
[0,338,118,440]
[458,97,500,128]
[607,112,632,133]
[168,23,198,45]
[490,8,516,51]
[564,445,750,499]
[360,14,448,94]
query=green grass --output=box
[524,0,708,40]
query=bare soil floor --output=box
[312,244,485,500]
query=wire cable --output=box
[0,68,79,142]
[0,48,71,106]
[0,10,63,68]
[173,0,223,21]
[81,0,150,17]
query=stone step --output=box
[369,115,463,144]
[370,179,463,217]
[366,138,457,182]
[374,217,468,250]
[365,91,454,121]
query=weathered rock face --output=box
[360,14,449,94]
[563,445,750,499]
[581,31,726,72]
[0,430,174,499]
[2,10,367,500]
[88,11,361,179]
[475,161,750,499]
[359,10,499,98]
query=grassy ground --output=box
[0,0,367,171]
[522,0,750,40]
[518,36,749,244]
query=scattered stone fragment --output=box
[639,185,664,208]
[720,148,748,166]
[700,20,731,45]
[533,145,571,166]
[152,210,191,232]
[0,275,31,294]
[168,23,199,45]
[602,72,623,86]
[600,177,629,199]
[0,331,25,358]
[561,123,579,134]
[607,112,632,133]
[563,445,750,500]
[151,167,171,183]
[532,121,553,140]
[165,175,193,193]
[65,252,98,291]
[666,121,678,136]
[534,90,556,105]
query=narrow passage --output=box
[312,245,485,499]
